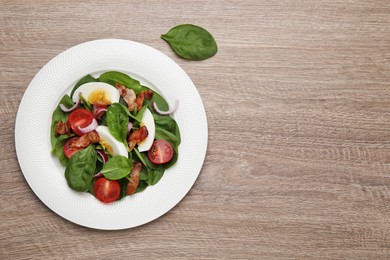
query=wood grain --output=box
[1,0,390,259]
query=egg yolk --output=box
[99,138,114,156]
[88,89,112,105]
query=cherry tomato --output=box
[93,177,121,203]
[68,108,94,136]
[148,139,174,164]
[63,137,82,159]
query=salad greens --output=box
[101,155,133,180]
[161,24,218,61]
[106,103,129,148]
[65,145,97,192]
[51,71,180,203]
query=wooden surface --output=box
[1,0,390,259]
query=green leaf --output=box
[161,24,218,61]
[101,156,133,180]
[70,74,98,99]
[98,71,145,94]
[50,94,74,154]
[155,127,179,147]
[153,114,181,145]
[147,170,164,185]
[79,93,92,112]
[65,145,97,192]
[136,180,148,193]
[106,103,129,148]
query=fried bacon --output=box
[55,121,71,137]
[126,162,142,195]
[115,83,136,111]
[135,90,154,111]
[69,131,100,149]
[93,101,108,120]
[127,126,148,151]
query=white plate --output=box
[15,39,208,230]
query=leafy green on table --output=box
[161,24,218,60]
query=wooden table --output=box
[1,0,389,259]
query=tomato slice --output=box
[93,177,121,203]
[63,137,82,159]
[68,108,94,136]
[148,139,174,164]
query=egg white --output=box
[138,108,156,152]
[95,126,128,158]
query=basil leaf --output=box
[99,71,145,94]
[70,74,98,99]
[161,24,218,61]
[101,156,132,180]
[106,103,129,148]
[65,145,97,192]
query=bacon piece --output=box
[93,102,108,120]
[144,90,154,100]
[55,121,71,136]
[135,90,154,111]
[69,131,100,149]
[127,126,148,151]
[126,162,142,195]
[115,83,136,111]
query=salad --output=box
[50,71,180,203]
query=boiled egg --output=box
[137,108,155,152]
[72,82,120,105]
[95,126,128,158]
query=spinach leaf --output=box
[53,136,71,166]
[147,169,164,185]
[51,94,74,153]
[153,114,181,145]
[101,155,133,180]
[79,93,92,112]
[106,103,129,148]
[136,180,148,193]
[70,74,98,99]
[161,24,218,61]
[65,145,97,192]
[155,127,179,147]
[99,71,145,94]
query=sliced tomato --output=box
[93,177,121,203]
[148,139,174,164]
[68,108,94,136]
[63,137,82,159]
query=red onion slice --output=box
[78,118,98,134]
[60,98,81,113]
[93,172,103,179]
[127,122,133,134]
[93,103,108,119]
[96,149,108,163]
[152,100,178,115]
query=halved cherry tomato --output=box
[93,177,121,203]
[148,139,174,164]
[68,108,94,136]
[63,137,82,159]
